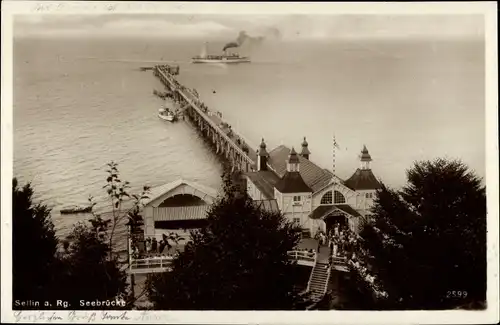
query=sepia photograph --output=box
[1,1,498,324]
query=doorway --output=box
[325,212,348,234]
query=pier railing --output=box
[331,256,347,265]
[287,250,317,266]
[155,66,256,167]
[129,257,174,273]
[331,255,349,272]
[128,251,317,274]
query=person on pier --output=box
[152,237,158,252]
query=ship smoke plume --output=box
[222,28,282,52]
[222,31,249,51]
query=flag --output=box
[333,136,341,150]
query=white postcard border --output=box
[1,2,498,324]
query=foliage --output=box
[74,161,152,308]
[89,161,182,308]
[146,171,302,310]
[359,158,486,309]
[55,222,128,309]
[12,178,59,308]
[98,161,151,253]
[12,161,158,310]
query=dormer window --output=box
[293,195,301,202]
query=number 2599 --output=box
[447,291,468,298]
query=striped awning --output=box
[152,205,210,221]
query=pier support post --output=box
[237,155,243,171]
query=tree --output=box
[55,161,152,309]
[55,221,129,309]
[359,158,486,309]
[12,162,155,310]
[146,172,302,310]
[12,178,59,308]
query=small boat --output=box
[153,89,172,100]
[158,108,176,122]
[60,205,93,215]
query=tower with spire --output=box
[300,137,311,160]
[286,147,300,172]
[274,147,311,194]
[257,138,268,171]
[359,145,372,170]
[274,147,313,228]
[345,145,381,209]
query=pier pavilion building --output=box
[140,179,280,241]
[141,179,219,238]
[245,138,381,237]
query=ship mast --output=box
[200,42,208,58]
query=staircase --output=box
[306,261,331,302]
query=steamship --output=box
[192,42,250,64]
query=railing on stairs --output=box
[305,257,333,309]
[331,256,349,272]
[324,263,332,296]
[287,250,316,266]
[305,253,319,293]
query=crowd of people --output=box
[349,256,388,298]
[130,234,179,260]
[314,221,358,257]
[316,221,388,298]
[328,222,361,259]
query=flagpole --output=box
[333,134,336,184]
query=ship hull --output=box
[192,58,251,64]
[158,113,175,122]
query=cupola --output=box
[286,147,300,172]
[300,137,311,160]
[360,145,372,170]
[257,138,268,171]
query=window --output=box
[293,196,302,206]
[320,191,333,205]
[293,217,301,225]
[366,193,373,199]
[333,191,346,204]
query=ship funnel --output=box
[200,42,208,58]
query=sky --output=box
[13,14,485,41]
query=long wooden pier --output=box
[153,65,257,172]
